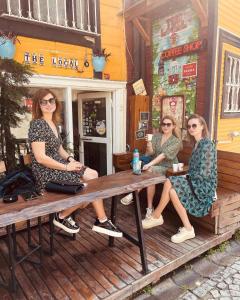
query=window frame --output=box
[221,51,240,118]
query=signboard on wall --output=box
[152,6,200,128]
[161,95,185,129]
[182,62,197,77]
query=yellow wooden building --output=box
[211,0,240,153]
[0,0,127,175]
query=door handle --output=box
[80,138,92,141]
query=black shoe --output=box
[92,219,123,237]
[53,213,80,234]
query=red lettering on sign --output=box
[161,39,205,60]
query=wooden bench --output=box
[178,147,240,235]
[0,170,166,291]
[113,148,240,235]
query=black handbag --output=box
[45,181,86,194]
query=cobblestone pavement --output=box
[135,238,240,300]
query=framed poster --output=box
[161,95,185,129]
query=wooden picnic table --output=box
[0,170,166,291]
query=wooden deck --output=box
[0,201,234,300]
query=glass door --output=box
[78,92,112,176]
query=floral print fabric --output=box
[169,138,217,217]
[151,133,182,175]
[28,119,84,192]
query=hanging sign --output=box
[161,39,206,60]
[24,52,79,69]
[182,62,197,78]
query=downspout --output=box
[205,0,218,140]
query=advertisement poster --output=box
[152,7,199,129]
[161,95,185,129]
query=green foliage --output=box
[233,229,240,241]
[142,284,153,295]
[0,58,33,170]
[206,241,230,256]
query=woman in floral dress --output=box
[142,114,217,244]
[122,115,182,220]
[28,88,122,238]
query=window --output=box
[222,51,240,118]
[1,0,99,35]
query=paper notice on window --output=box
[132,79,147,96]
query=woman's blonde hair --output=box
[187,114,209,144]
[161,115,181,139]
[32,88,62,124]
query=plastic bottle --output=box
[132,148,141,175]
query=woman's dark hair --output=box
[187,114,209,144]
[32,88,62,124]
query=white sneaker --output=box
[142,214,164,229]
[145,207,153,219]
[120,193,133,205]
[171,227,195,243]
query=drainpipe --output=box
[205,0,218,140]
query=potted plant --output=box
[0,31,20,59]
[92,48,111,72]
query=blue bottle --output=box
[132,148,141,175]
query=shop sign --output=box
[24,52,79,69]
[182,62,197,78]
[161,39,206,60]
[168,74,179,84]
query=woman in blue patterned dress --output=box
[142,114,217,244]
[29,89,122,238]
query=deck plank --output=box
[0,204,234,300]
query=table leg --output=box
[38,217,43,264]
[6,225,17,292]
[11,224,18,259]
[49,213,54,256]
[133,191,148,274]
[109,196,118,247]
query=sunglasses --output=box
[39,97,56,106]
[161,122,172,127]
[187,124,198,129]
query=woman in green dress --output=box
[121,115,182,219]
[142,114,217,244]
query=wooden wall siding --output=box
[216,43,240,153]
[100,0,127,81]
[218,0,240,36]
[13,1,127,81]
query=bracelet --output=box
[67,155,74,162]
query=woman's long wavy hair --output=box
[187,114,209,145]
[161,115,181,139]
[32,88,62,124]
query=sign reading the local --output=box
[24,52,79,69]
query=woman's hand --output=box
[66,161,84,172]
[142,163,152,171]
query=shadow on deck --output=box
[0,202,233,300]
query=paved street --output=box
[135,236,240,300]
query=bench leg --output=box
[6,225,17,292]
[49,213,54,256]
[133,191,148,274]
[109,196,118,247]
